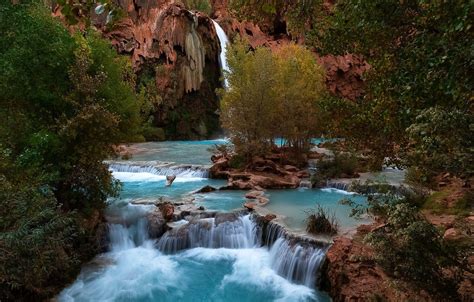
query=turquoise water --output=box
[59,139,366,301]
[124,139,228,164]
[265,188,367,231]
[114,171,227,201]
[60,242,329,302]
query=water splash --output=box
[157,214,259,253]
[108,161,209,178]
[269,237,327,288]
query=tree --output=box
[220,40,326,159]
[274,44,325,152]
[220,39,278,157]
[317,0,473,178]
[0,2,141,299]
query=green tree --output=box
[220,40,326,159]
[274,44,325,152]
[317,0,473,177]
[220,39,278,157]
[0,1,141,299]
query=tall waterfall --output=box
[211,20,230,87]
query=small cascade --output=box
[263,221,286,246]
[108,161,210,178]
[157,214,260,253]
[325,181,350,191]
[211,20,230,87]
[269,237,327,288]
[108,218,149,252]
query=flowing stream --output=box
[59,140,353,301]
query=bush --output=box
[305,204,339,235]
[312,152,358,186]
[365,202,469,300]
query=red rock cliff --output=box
[97,0,223,139]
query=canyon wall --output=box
[97,0,223,139]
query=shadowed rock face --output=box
[97,0,222,139]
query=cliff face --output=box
[99,0,222,139]
[210,0,368,101]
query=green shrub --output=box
[365,202,469,300]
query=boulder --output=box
[158,202,174,221]
[443,228,463,241]
[146,209,167,238]
[244,202,256,210]
[166,175,176,186]
[245,190,264,199]
[195,185,217,193]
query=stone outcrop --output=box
[95,0,222,139]
[210,152,310,189]
[318,54,370,101]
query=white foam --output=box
[181,247,315,301]
[321,188,356,195]
[59,245,181,302]
[112,171,206,183]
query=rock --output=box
[263,214,277,223]
[158,202,174,221]
[215,212,240,225]
[226,173,300,190]
[95,1,222,140]
[245,190,264,199]
[146,209,167,238]
[195,185,217,193]
[166,175,176,186]
[244,202,256,210]
[209,157,230,179]
[443,228,462,241]
[257,196,269,205]
[283,165,299,172]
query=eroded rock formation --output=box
[96,0,222,139]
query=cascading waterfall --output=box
[269,237,327,287]
[108,218,149,251]
[157,214,259,253]
[108,161,210,178]
[211,20,230,87]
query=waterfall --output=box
[108,161,210,178]
[211,20,230,87]
[157,214,260,253]
[108,218,149,252]
[269,237,327,287]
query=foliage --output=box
[305,204,338,235]
[207,143,235,158]
[0,2,140,299]
[220,40,325,159]
[0,162,79,300]
[229,0,326,38]
[183,0,212,15]
[406,107,473,182]
[317,0,473,178]
[311,153,358,187]
[365,201,470,300]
